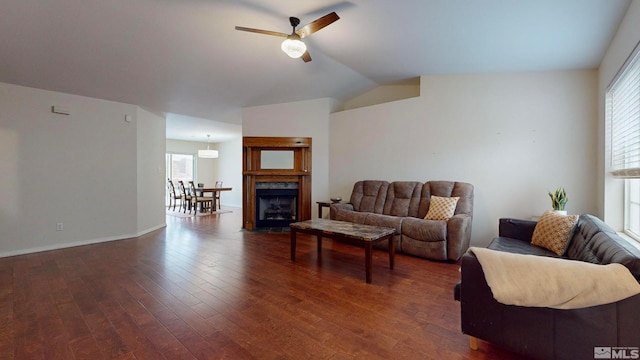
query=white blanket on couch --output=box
[468,247,640,309]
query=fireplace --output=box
[242,136,311,230]
[255,182,298,227]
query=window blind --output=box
[609,43,640,178]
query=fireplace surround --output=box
[242,137,312,230]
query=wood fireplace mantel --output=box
[242,136,312,230]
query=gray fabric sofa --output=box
[330,180,474,261]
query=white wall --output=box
[0,82,166,257]
[342,83,420,110]
[166,138,242,207]
[242,98,335,218]
[217,137,243,208]
[330,70,598,247]
[599,0,640,229]
[137,107,166,233]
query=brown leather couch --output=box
[454,215,640,360]
[330,180,474,261]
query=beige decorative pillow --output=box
[424,196,460,220]
[531,210,579,256]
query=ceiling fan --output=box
[235,12,340,62]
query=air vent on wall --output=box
[51,106,70,115]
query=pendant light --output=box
[198,134,219,158]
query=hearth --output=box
[255,182,298,228]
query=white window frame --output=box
[165,152,196,205]
[607,40,640,242]
[166,152,196,182]
[625,179,640,241]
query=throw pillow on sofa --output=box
[531,210,579,256]
[424,196,459,221]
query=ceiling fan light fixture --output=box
[281,36,307,58]
[236,12,339,63]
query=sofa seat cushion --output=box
[489,237,562,258]
[402,217,447,241]
[401,217,448,260]
[364,213,402,250]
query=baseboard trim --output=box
[0,223,167,259]
[136,223,167,237]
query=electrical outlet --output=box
[56,223,64,231]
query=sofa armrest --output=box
[498,218,537,243]
[446,214,473,261]
[459,251,501,335]
[458,250,556,359]
[329,203,354,219]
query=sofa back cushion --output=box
[418,181,474,219]
[349,180,389,214]
[567,214,640,280]
[383,181,423,217]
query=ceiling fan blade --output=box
[296,12,340,39]
[235,26,288,38]
[301,51,312,63]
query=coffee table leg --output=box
[388,236,395,270]
[317,235,322,255]
[365,242,372,284]
[290,229,297,261]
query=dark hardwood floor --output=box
[0,208,524,359]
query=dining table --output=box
[196,186,232,213]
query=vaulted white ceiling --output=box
[0,0,631,142]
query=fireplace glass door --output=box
[255,183,298,227]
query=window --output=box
[167,153,194,181]
[627,179,640,239]
[166,153,195,204]
[607,41,640,240]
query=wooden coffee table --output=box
[289,219,396,283]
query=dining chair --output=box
[214,180,223,210]
[178,180,192,213]
[167,179,182,211]
[189,182,212,214]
